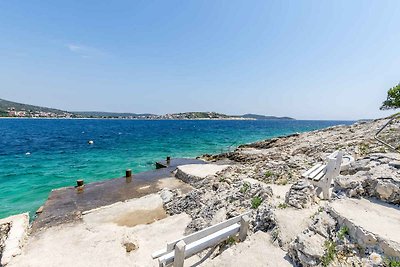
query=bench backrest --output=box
[152,211,251,260]
[167,211,250,251]
[325,151,343,182]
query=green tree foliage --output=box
[381,83,400,110]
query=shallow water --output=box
[0,119,354,219]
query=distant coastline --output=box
[0,117,257,121]
[0,98,295,120]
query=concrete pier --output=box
[32,158,205,232]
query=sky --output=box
[0,0,399,120]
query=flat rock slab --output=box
[9,210,192,267]
[176,164,230,179]
[329,197,400,256]
[274,206,319,250]
[83,194,167,227]
[201,231,293,267]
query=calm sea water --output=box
[0,119,354,219]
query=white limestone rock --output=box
[289,230,326,266]
[0,213,29,266]
[159,189,174,204]
[285,180,316,209]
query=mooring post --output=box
[126,169,133,183]
[173,240,186,267]
[166,156,171,165]
[76,179,84,193]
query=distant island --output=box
[0,98,294,120]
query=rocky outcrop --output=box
[0,213,29,266]
[159,189,174,204]
[203,118,399,188]
[288,211,336,266]
[329,198,400,259]
[0,223,11,264]
[335,153,400,204]
[289,194,400,267]
[290,229,327,266]
[285,180,316,209]
[174,164,230,188]
[288,209,386,267]
[166,172,273,234]
[252,203,276,232]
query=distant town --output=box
[6,107,75,118]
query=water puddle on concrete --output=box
[114,206,168,227]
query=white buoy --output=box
[25,152,31,155]
[88,140,94,145]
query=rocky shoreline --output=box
[162,117,400,266]
[0,117,399,266]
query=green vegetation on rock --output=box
[265,171,274,178]
[251,196,263,209]
[337,226,349,240]
[240,182,250,193]
[381,83,400,110]
[384,256,400,267]
[321,240,337,267]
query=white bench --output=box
[302,151,344,200]
[152,212,251,267]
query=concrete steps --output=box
[329,197,400,257]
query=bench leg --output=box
[239,215,250,242]
[322,186,330,200]
[174,240,186,267]
[315,186,322,198]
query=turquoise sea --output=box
[0,119,354,219]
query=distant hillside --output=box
[0,98,72,117]
[0,98,65,113]
[241,114,294,120]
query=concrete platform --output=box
[9,195,194,267]
[329,197,400,257]
[32,158,201,232]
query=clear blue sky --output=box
[0,0,399,120]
